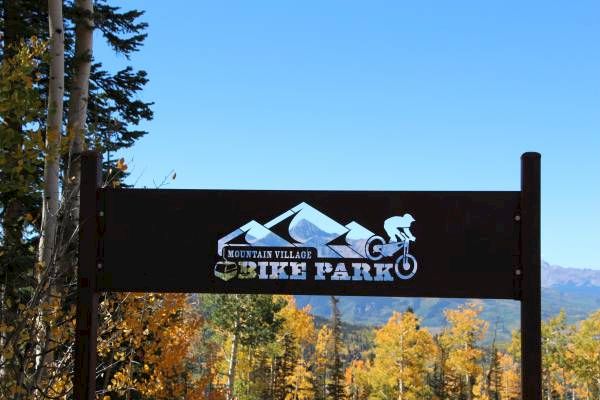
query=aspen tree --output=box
[0,1,152,396]
[344,359,371,400]
[286,359,315,400]
[498,352,521,400]
[38,0,64,285]
[315,325,333,400]
[440,301,488,400]
[370,311,436,400]
[33,0,65,388]
[568,310,600,397]
[279,295,317,354]
[541,311,571,399]
[60,0,94,277]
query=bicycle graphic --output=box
[365,214,417,280]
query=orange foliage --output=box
[97,293,222,400]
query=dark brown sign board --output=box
[74,151,541,399]
[98,189,522,299]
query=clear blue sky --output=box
[96,1,600,269]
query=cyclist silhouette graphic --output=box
[365,213,417,280]
[383,214,416,243]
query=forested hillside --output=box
[297,261,600,342]
[190,295,600,400]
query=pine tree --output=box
[327,296,345,400]
[276,295,316,400]
[255,350,275,399]
[0,1,152,396]
[484,326,502,400]
[487,348,502,400]
[429,334,448,399]
[273,332,300,399]
[0,0,152,237]
[0,3,47,278]
[203,294,286,400]
[0,36,47,398]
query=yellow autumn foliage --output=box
[96,293,218,399]
[370,311,437,400]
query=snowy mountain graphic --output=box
[217,220,291,256]
[345,221,376,258]
[218,202,377,258]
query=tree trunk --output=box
[323,348,328,400]
[464,339,473,400]
[398,377,403,400]
[270,356,275,398]
[61,0,94,277]
[227,320,240,400]
[39,0,65,295]
[35,0,65,379]
[398,331,404,400]
[0,278,5,380]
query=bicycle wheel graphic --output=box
[394,254,417,280]
[365,235,386,261]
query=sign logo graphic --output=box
[214,202,417,282]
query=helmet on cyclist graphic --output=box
[402,214,415,224]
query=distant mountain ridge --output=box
[297,261,600,343]
[541,260,600,288]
